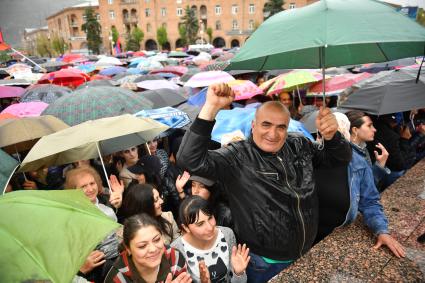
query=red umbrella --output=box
[38,69,90,88]
[61,54,88,64]
[132,51,146,57]
[308,73,372,96]
[149,66,188,76]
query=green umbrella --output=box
[0,189,120,283]
[227,0,425,100]
[0,149,19,194]
[42,86,154,126]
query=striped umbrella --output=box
[260,70,324,96]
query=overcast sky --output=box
[0,0,84,47]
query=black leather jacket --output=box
[177,118,351,260]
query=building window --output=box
[177,7,183,16]
[289,3,296,9]
[231,5,238,15]
[108,0,113,4]
[215,20,221,30]
[147,23,152,32]
[249,4,255,14]
[82,15,87,22]
[249,20,254,30]
[109,11,115,20]
[161,8,166,16]
[176,0,182,3]
[232,20,238,30]
[215,5,221,15]
[145,8,151,17]
[96,14,100,20]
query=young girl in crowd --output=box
[118,183,179,245]
[171,196,249,283]
[105,213,191,283]
[175,172,233,228]
[65,166,123,282]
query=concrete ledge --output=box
[270,158,425,282]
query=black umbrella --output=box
[133,75,165,83]
[139,88,187,108]
[76,80,119,89]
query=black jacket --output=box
[177,117,351,260]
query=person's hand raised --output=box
[199,260,211,283]
[316,107,338,140]
[176,171,190,192]
[374,143,389,168]
[231,244,250,276]
[109,175,124,208]
[199,83,234,121]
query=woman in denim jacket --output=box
[316,112,405,258]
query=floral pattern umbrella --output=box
[20,84,72,104]
[260,70,324,96]
[308,72,372,96]
[227,80,264,101]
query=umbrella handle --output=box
[14,145,28,181]
[145,143,152,155]
[96,142,112,194]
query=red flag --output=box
[0,28,11,51]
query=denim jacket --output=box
[343,144,389,235]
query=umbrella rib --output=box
[376,43,390,62]
[0,227,55,282]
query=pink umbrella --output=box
[227,80,264,101]
[136,80,180,90]
[1,102,49,117]
[149,66,188,76]
[0,86,25,98]
[308,73,372,96]
[184,71,235,88]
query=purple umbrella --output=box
[136,80,180,90]
[0,86,25,99]
[1,102,49,117]
[99,66,128,76]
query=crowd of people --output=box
[2,46,425,283]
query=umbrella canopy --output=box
[0,85,25,98]
[184,71,235,88]
[133,74,166,83]
[75,63,96,74]
[135,106,191,129]
[60,53,88,64]
[136,80,180,90]
[168,51,189,58]
[20,84,72,104]
[19,114,168,172]
[0,148,19,194]
[42,86,153,126]
[0,113,17,121]
[355,57,418,73]
[260,70,324,95]
[137,60,163,71]
[0,115,69,154]
[200,61,231,72]
[76,79,119,89]
[0,79,32,86]
[227,0,425,71]
[149,66,188,76]
[99,66,127,76]
[138,88,187,108]
[308,72,372,96]
[38,69,90,88]
[115,74,143,84]
[1,102,49,117]
[227,80,264,101]
[0,189,120,283]
[95,56,123,67]
[339,68,425,115]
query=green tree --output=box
[182,6,199,44]
[156,27,168,50]
[126,26,144,51]
[263,0,285,20]
[36,34,53,57]
[51,34,67,55]
[111,26,119,45]
[178,25,188,47]
[81,7,102,54]
[0,51,11,64]
[206,27,213,43]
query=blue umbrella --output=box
[127,68,147,75]
[187,87,208,106]
[99,66,127,76]
[75,63,96,74]
[134,106,191,129]
[211,108,314,143]
[129,57,147,68]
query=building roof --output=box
[46,0,99,20]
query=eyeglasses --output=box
[123,147,137,154]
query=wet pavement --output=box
[270,158,425,282]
